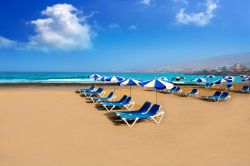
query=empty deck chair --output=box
[115,101,151,116]
[81,88,105,97]
[216,92,231,102]
[225,84,233,91]
[90,92,116,103]
[117,104,164,127]
[204,83,210,88]
[101,97,134,111]
[100,95,127,105]
[182,89,199,97]
[172,87,182,94]
[165,87,176,93]
[241,86,250,93]
[201,91,222,101]
[77,85,95,93]
[209,83,215,87]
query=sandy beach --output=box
[0,84,250,166]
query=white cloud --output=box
[174,0,188,5]
[141,0,151,6]
[176,0,219,26]
[108,23,120,29]
[28,3,93,51]
[128,25,137,30]
[0,36,16,48]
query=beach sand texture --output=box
[0,85,250,166]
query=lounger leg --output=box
[151,112,165,124]
[103,105,109,111]
[103,105,115,111]
[80,93,86,97]
[90,97,95,103]
[125,102,135,111]
[94,99,100,104]
[129,102,135,110]
[122,118,139,127]
[109,105,116,112]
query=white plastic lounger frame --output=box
[103,101,135,112]
[78,87,96,93]
[187,91,199,97]
[91,95,116,104]
[86,91,106,98]
[121,111,165,127]
[217,95,231,102]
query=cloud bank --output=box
[29,4,93,51]
[141,0,152,6]
[176,0,219,26]
[0,3,94,51]
[0,36,16,48]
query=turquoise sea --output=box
[0,72,244,84]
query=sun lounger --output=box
[117,104,164,127]
[216,92,231,102]
[181,89,199,97]
[205,83,214,88]
[101,96,135,111]
[201,91,221,101]
[115,101,151,116]
[100,95,127,105]
[77,85,95,93]
[172,87,182,94]
[225,84,233,90]
[241,86,250,93]
[204,83,210,88]
[165,87,176,93]
[90,92,116,103]
[81,88,105,97]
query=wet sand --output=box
[0,84,250,166]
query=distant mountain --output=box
[145,52,250,72]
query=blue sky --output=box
[0,0,249,72]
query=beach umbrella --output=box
[159,76,168,81]
[206,75,215,78]
[242,77,250,82]
[89,74,102,84]
[119,78,141,96]
[97,76,107,84]
[225,79,234,83]
[224,76,235,80]
[89,74,101,80]
[192,77,207,83]
[142,79,174,104]
[106,76,125,92]
[171,76,185,81]
[240,75,247,78]
[214,78,227,85]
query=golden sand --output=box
[0,84,250,166]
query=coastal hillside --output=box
[148,52,250,72]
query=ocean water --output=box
[0,72,244,84]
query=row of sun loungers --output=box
[201,91,231,102]
[163,86,231,102]
[241,86,250,93]
[76,84,249,125]
[165,86,182,94]
[77,86,165,126]
[205,83,215,88]
[204,83,250,93]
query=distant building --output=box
[217,66,227,72]
[232,63,247,71]
[233,63,241,70]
